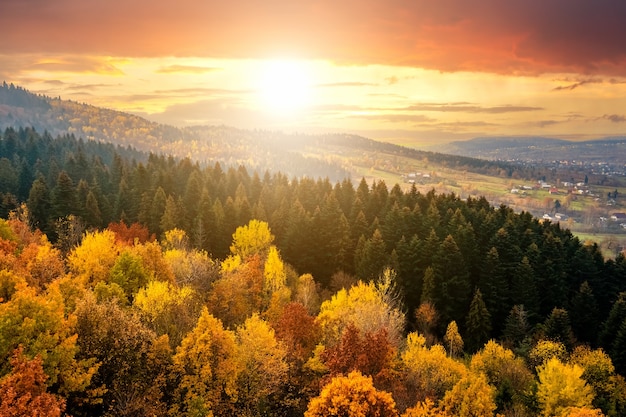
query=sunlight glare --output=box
[257,60,313,114]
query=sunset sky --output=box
[1,0,626,146]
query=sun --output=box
[257,60,313,114]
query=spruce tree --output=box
[432,235,471,326]
[570,281,600,345]
[544,308,575,351]
[51,170,79,220]
[503,305,530,351]
[599,293,626,352]
[465,288,492,352]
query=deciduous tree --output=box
[67,229,119,284]
[537,357,594,417]
[305,371,398,417]
[440,372,497,417]
[444,321,463,358]
[316,280,405,348]
[171,308,240,417]
[401,332,467,402]
[235,314,288,416]
[0,347,65,417]
[230,219,274,259]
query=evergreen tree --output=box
[354,229,388,281]
[511,256,540,323]
[159,195,180,234]
[544,307,575,351]
[611,318,626,375]
[395,235,423,316]
[51,170,79,220]
[84,190,102,228]
[503,305,530,351]
[27,175,51,234]
[599,293,626,353]
[570,281,600,345]
[420,266,435,305]
[465,288,492,352]
[149,187,167,234]
[479,247,509,335]
[432,235,471,326]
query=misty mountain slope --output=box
[0,83,521,181]
[436,135,626,163]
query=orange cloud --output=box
[155,65,221,74]
[1,0,625,76]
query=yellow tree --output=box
[316,280,405,348]
[537,357,595,417]
[230,219,274,259]
[235,314,288,416]
[294,273,320,315]
[529,339,568,369]
[469,340,534,415]
[569,346,616,414]
[0,269,26,303]
[132,240,175,283]
[443,321,463,358]
[67,229,119,284]
[401,332,467,402]
[402,398,450,417]
[133,281,201,348]
[305,370,398,417]
[562,407,606,417]
[163,247,218,293]
[171,308,240,417]
[0,284,96,399]
[440,372,497,417]
[263,245,286,294]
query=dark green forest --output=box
[1,126,626,417]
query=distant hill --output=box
[435,135,626,163]
[0,82,518,182]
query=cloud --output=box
[30,57,124,75]
[552,78,602,91]
[534,120,561,128]
[347,113,435,124]
[315,82,378,88]
[66,83,113,91]
[385,76,399,85]
[1,0,625,75]
[156,65,221,74]
[550,77,626,91]
[152,87,251,96]
[603,114,626,123]
[404,103,543,113]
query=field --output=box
[327,146,626,257]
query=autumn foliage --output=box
[0,347,65,417]
[0,124,626,417]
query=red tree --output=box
[0,347,66,417]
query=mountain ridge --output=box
[433,135,626,162]
[0,82,524,182]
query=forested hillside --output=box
[1,82,536,182]
[1,126,626,416]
